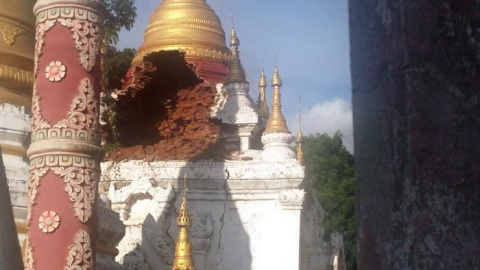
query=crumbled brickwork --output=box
[105,51,231,161]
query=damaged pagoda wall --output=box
[99,52,340,270]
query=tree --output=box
[302,131,356,270]
[101,0,137,46]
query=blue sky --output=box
[118,0,353,150]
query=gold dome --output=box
[0,0,35,106]
[134,0,230,65]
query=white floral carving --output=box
[54,78,99,131]
[31,85,51,133]
[34,20,56,75]
[65,230,93,270]
[51,167,98,223]
[45,61,66,82]
[24,237,34,270]
[27,167,49,222]
[38,210,60,233]
[58,19,101,71]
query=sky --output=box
[117,0,353,151]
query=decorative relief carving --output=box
[279,190,305,210]
[27,167,49,222]
[0,20,31,45]
[24,237,34,270]
[31,78,100,143]
[0,64,34,89]
[57,18,101,71]
[51,167,98,223]
[34,20,56,75]
[30,155,98,170]
[35,7,102,74]
[54,78,99,131]
[65,230,93,270]
[38,210,60,233]
[45,61,66,82]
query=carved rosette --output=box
[28,78,101,224]
[65,230,93,270]
[34,7,102,74]
[28,2,104,270]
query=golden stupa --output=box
[134,0,230,65]
[0,0,35,106]
[264,66,290,134]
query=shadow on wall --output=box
[103,51,252,269]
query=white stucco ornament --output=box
[45,61,66,82]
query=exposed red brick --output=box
[104,51,231,162]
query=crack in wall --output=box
[215,174,229,270]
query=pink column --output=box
[25,1,104,269]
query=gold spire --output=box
[134,0,230,65]
[172,174,195,270]
[257,69,270,119]
[264,66,290,134]
[224,26,247,85]
[296,97,304,164]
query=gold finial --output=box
[257,69,270,119]
[172,173,195,270]
[271,65,282,87]
[264,65,290,134]
[224,26,247,85]
[297,97,304,165]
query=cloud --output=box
[288,98,354,152]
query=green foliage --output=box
[101,47,136,147]
[101,0,137,46]
[302,131,356,270]
[104,47,136,90]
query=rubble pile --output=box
[105,51,230,161]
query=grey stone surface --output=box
[0,148,24,270]
[350,1,480,269]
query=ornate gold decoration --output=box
[224,27,247,85]
[65,230,93,270]
[51,167,97,223]
[172,174,195,270]
[38,210,60,233]
[58,18,101,72]
[135,0,229,65]
[0,64,34,89]
[264,66,290,134]
[27,167,50,222]
[45,61,66,82]
[54,78,99,131]
[257,69,270,119]
[24,237,34,270]
[0,20,27,45]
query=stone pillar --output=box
[350,0,480,269]
[25,1,104,269]
[275,190,304,270]
[0,150,23,270]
